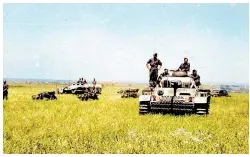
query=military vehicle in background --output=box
[32,91,57,100]
[78,91,99,101]
[84,83,102,94]
[139,70,211,115]
[57,82,87,94]
[57,80,102,95]
[77,84,102,101]
[117,88,139,98]
[211,89,230,97]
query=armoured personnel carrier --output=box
[57,83,102,95]
[57,82,86,94]
[139,70,211,115]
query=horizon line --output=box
[3,77,249,85]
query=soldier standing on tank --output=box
[3,80,8,100]
[190,69,201,87]
[92,78,97,86]
[146,53,162,88]
[178,57,190,73]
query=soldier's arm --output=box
[158,60,162,70]
[194,76,200,83]
[196,75,200,82]
[146,59,151,70]
[158,74,162,79]
[186,63,190,71]
[178,64,183,71]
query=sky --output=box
[3,3,249,84]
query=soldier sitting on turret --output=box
[157,68,170,86]
[190,69,201,88]
[77,78,81,83]
[178,57,190,73]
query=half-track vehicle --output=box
[211,89,230,97]
[117,88,139,98]
[139,70,211,115]
[57,82,86,94]
[57,83,102,95]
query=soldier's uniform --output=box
[3,81,8,100]
[178,62,190,73]
[92,79,96,86]
[147,56,162,88]
[83,79,87,84]
[157,69,169,85]
[190,73,201,87]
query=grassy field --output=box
[3,84,249,154]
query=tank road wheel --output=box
[72,90,76,94]
[206,106,210,115]
[139,101,150,115]
[57,88,64,94]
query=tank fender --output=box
[139,95,151,102]
[194,97,208,103]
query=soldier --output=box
[77,78,81,83]
[178,57,190,73]
[83,79,87,84]
[92,78,97,86]
[157,68,170,85]
[146,53,162,88]
[190,69,201,87]
[3,80,8,100]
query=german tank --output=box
[139,70,211,115]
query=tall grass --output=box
[3,84,249,154]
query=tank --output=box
[117,88,139,98]
[139,70,211,115]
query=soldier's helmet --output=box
[193,69,197,72]
[3,80,6,84]
[153,53,157,57]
